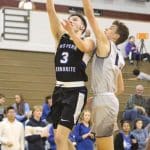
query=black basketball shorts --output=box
[47,86,87,130]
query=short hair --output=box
[6,106,15,113]
[133,69,140,76]
[0,93,5,99]
[113,20,129,45]
[136,84,144,90]
[120,120,131,127]
[32,105,42,113]
[68,13,87,34]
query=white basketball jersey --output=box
[91,41,125,94]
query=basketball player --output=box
[46,1,95,150]
[82,0,129,150]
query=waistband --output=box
[94,92,115,96]
[56,81,85,88]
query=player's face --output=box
[105,25,119,41]
[68,16,84,33]
[83,111,91,123]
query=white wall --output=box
[32,0,150,14]
[0,8,150,55]
[0,10,56,53]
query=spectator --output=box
[131,119,149,150]
[125,36,140,64]
[145,98,150,117]
[18,0,35,10]
[0,106,24,150]
[145,123,150,150]
[141,52,150,62]
[145,123,150,137]
[13,94,30,123]
[0,94,6,122]
[25,105,49,150]
[40,95,56,150]
[41,95,52,122]
[123,85,150,127]
[132,69,150,81]
[71,109,95,150]
[114,120,138,150]
[47,125,56,150]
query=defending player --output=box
[82,0,129,149]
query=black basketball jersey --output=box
[55,34,89,82]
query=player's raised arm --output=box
[82,0,110,57]
[46,0,64,42]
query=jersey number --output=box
[60,52,69,64]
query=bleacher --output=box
[0,49,149,119]
[117,60,150,120]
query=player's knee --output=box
[55,132,64,144]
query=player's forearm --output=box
[69,31,94,53]
[46,0,63,40]
[82,0,94,19]
[46,0,56,15]
[82,0,109,57]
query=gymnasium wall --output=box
[0,10,150,54]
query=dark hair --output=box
[68,13,87,34]
[120,120,130,127]
[0,94,5,99]
[15,94,25,115]
[6,106,14,113]
[133,69,140,76]
[113,20,129,45]
[133,118,144,129]
[45,95,52,104]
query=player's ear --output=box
[80,25,85,31]
[115,34,120,40]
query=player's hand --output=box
[61,19,74,34]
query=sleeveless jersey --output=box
[91,41,125,94]
[55,34,90,82]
